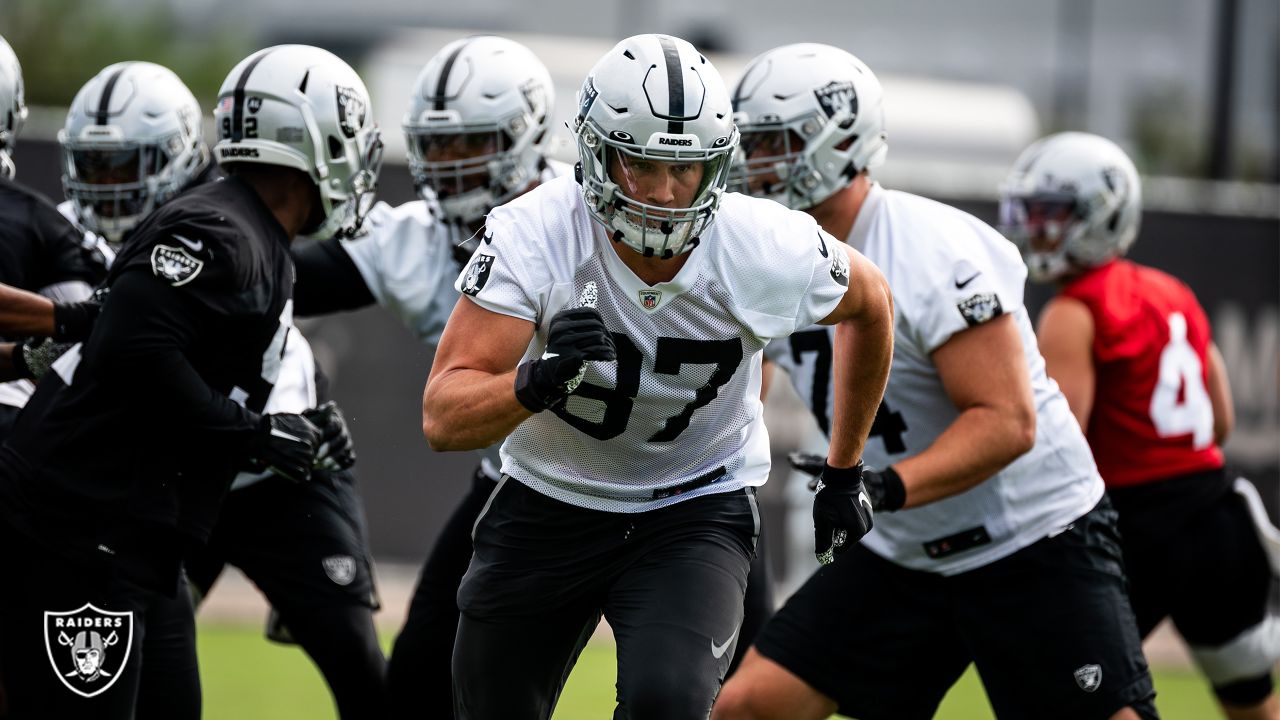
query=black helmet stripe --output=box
[433,38,475,111]
[231,48,275,143]
[658,36,684,134]
[95,65,130,125]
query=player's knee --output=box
[621,665,719,720]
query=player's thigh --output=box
[606,492,756,719]
[958,500,1157,720]
[135,584,199,720]
[1167,491,1278,695]
[751,543,969,720]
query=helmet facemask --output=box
[576,119,736,259]
[405,120,542,226]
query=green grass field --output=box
[197,622,1222,719]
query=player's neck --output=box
[808,174,871,242]
[610,237,690,286]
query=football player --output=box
[0,46,379,718]
[422,34,893,719]
[714,44,1156,720]
[1003,132,1279,720]
[0,34,107,438]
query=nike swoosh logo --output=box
[173,234,204,253]
[482,230,494,245]
[816,231,829,258]
[954,272,980,289]
[858,490,874,516]
[541,351,559,360]
[711,625,740,660]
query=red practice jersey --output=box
[1061,260,1224,487]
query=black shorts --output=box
[756,498,1157,720]
[1112,468,1276,696]
[454,478,758,720]
[185,471,378,614]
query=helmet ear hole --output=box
[1107,211,1121,232]
[328,135,344,160]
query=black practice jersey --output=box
[0,176,294,592]
[0,176,107,295]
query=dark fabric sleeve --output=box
[291,237,376,316]
[34,198,107,287]
[85,268,261,458]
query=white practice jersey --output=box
[458,177,850,513]
[768,183,1103,575]
[343,164,567,476]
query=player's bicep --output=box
[429,295,535,383]
[933,313,1033,417]
[1035,296,1095,429]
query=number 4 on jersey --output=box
[1149,312,1214,449]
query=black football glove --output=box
[514,306,617,412]
[51,297,103,342]
[246,413,323,484]
[11,337,76,380]
[813,462,876,565]
[792,452,907,512]
[787,451,827,491]
[303,401,356,472]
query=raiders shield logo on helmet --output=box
[814,80,858,123]
[150,244,204,286]
[44,604,134,698]
[335,86,366,139]
[462,254,495,297]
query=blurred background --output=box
[2,2,1277,713]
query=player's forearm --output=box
[826,295,894,468]
[422,368,532,451]
[0,283,55,336]
[894,404,1035,508]
[0,343,20,381]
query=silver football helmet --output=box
[403,36,553,226]
[999,132,1142,282]
[730,43,887,210]
[59,62,208,244]
[574,34,738,259]
[213,45,383,240]
[0,34,28,179]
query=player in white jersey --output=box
[713,44,1157,720]
[423,34,893,720]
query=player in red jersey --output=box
[1001,131,1279,720]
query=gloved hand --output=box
[813,462,875,565]
[52,297,103,342]
[303,401,356,472]
[12,337,76,380]
[246,413,323,484]
[514,306,617,412]
[791,452,906,512]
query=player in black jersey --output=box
[0,34,107,438]
[0,45,381,719]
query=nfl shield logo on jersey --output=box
[44,604,134,698]
[639,289,661,310]
[462,254,495,297]
[1073,663,1102,692]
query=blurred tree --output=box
[0,0,249,108]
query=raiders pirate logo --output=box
[151,244,204,286]
[813,80,859,122]
[44,604,134,698]
[335,86,367,139]
[322,555,356,586]
[520,79,548,119]
[1073,663,1102,692]
[639,289,661,310]
[958,292,1004,327]
[461,253,495,296]
[829,245,850,287]
[578,76,599,120]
